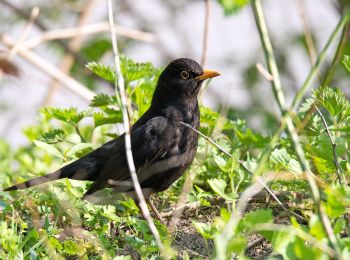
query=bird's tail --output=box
[2,158,95,191]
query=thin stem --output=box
[291,14,350,111]
[200,0,211,67]
[314,104,344,184]
[0,0,87,66]
[107,0,165,254]
[179,121,305,222]
[7,6,39,61]
[22,22,155,50]
[43,0,96,106]
[295,0,317,65]
[0,34,96,101]
[74,125,87,143]
[322,21,350,86]
[251,0,342,257]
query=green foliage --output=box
[86,61,115,82]
[1,55,350,258]
[343,55,350,73]
[313,86,350,123]
[86,55,160,84]
[217,0,250,15]
[41,107,86,125]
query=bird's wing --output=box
[83,116,179,195]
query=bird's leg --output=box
[136,201,164,223]
[146,198,164,223]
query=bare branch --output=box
[0,0,88,66]
[256,62,273,81]
[0,34,95,101]
[7,6,39,61]
[22,22,156,50]
[43,0,97,105]
[295,0,317,65]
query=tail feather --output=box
[2,157,97,191]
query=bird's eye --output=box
[180,70,190,80]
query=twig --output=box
[0,0,87,66]
[291,13,350,111]
[0,34,95,101]
[107,0,165,254]
[295,0,317,65]
[179,121,305,222]
[256,62,273,81]
[200,0,211,67]
[7,6,39,61]
[22,22,156,50]
[314,104,344,184]
[251,1,342,257]
[43,0,97,106]
[245,237,266,253]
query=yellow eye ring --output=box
[180,70,190,80]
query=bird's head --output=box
[153,58,220,103]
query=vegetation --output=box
[0,0,350,259]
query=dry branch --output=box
[22,22,156,50]
[0,34,96,101]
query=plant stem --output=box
[179,121,305,222]
[107,0,165,255]
[251,0,342,257]
[314,104,345,184]
[322,21,350,86]
[291,14,350,111]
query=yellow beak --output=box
[195,70,220,81]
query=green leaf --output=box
[90,93,117,107]
[313,86,350,123]
[86,61,115,82]
[33,140,64,159]
[38,129,66,144]
[270,229,295,258]
[214,155,230,173]
[193,221,215,239]
[40,107,85,125]
[342,55,350,73]
[66,143,93,158]
[93,112,122,127]
[227,233,247,255]
[312,156,335,174]
[87,57,160,84]
[208,178,237,201]
[240,209,273,231]
[208,178,227,197]
[120,55,160,83]
[81,38,112,61]
[325,185,350,218]
[270,148,291,170]
[234,127,270,148]
[217,0,250,16]
[309,215,326,239]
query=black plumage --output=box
[3,58,219,218]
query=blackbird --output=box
[3,58,220,219]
